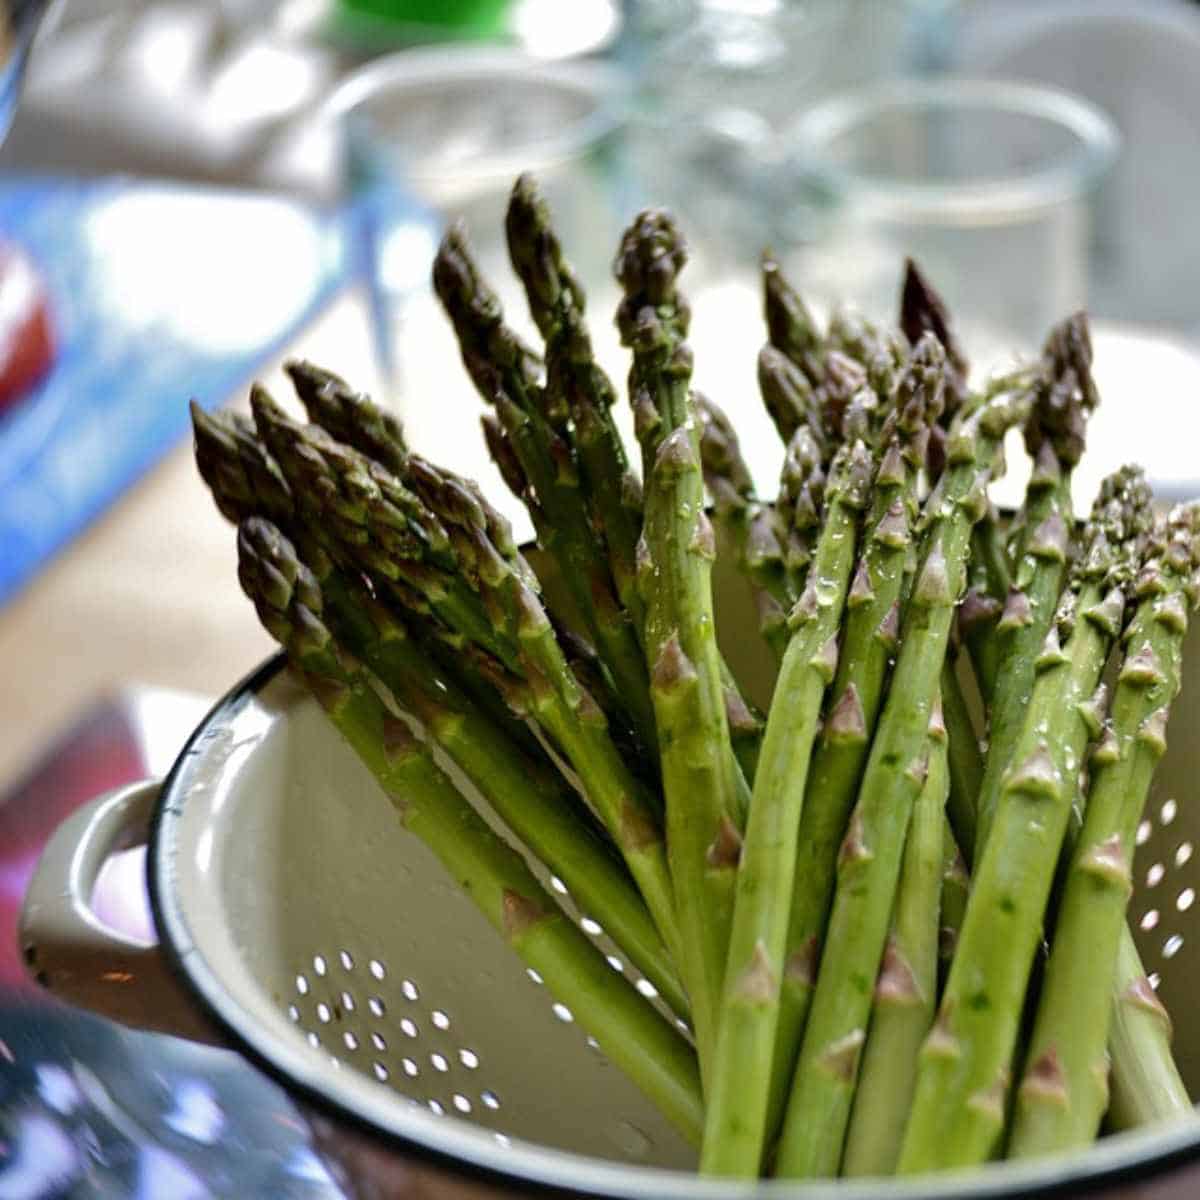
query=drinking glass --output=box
[776,78,1120,369]
[327,47,629,524]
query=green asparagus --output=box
[1011,503,1200,1156]
[616,209,743,1088]
[777,373,1036,1178]
[898,465,1153,1172]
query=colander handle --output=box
[19,780,224,1045]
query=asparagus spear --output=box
[701,421,874,1176]
[504,174,644,620]
[842,706,949,1176]
[190,400,686,1007]
[1107,930,1193,1131]
[941,657,985,865]
[898,259,1014,681]
[506,179,766,784]
[433,225,658,758]
[250,392,680,958]
[235,517,702,1139]
[697,392,794,663]
[193,398,544,760]
[1010,502,1200,1156]
[765,334,946,1145]
[762,251,825,389]
[285,359,408,477]
[616,209,742,1087]
[757,345,825,455]
[898,258,969,481]
[326,560,689,1018]
[776,372,1036,1179]
[898,465,1153,1173]
[974,314,1100,855]
[938,826,971,986]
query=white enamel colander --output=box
[19,556,1200,1199]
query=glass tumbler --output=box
[776,78,1119,369]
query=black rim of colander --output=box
[147,652,1200,1200]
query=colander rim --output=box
[147,651,1200,1199]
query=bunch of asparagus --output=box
[193,174,1198,1179]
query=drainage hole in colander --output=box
[339,950,354,971]
[343,1032,359,1051]
[431,1010,450,1030]
[1163,934,1184,958]
[401,979,419,1001]
[368,996,386,1017]
[481,1090,500,1110]
[1177,841,1194,867]
[1178,887,1195,911]
[550,875,568,896]
[526,968,543,985]
[313,955,327,977]
[316,1003,332,1024]
[605,955,624,973]
[1137,821,1152,846]
[371,1032,387,1052]
[453,1094,472,1114]
[580,917,603,936]
[1141,909,1160,931]
[287,1005,300,1022]
[634,979,658,999]
[296,973,309,996]
[430,1053,449,1072]
[428,1099,445,1116]
[401,1058,419,1077]
[1149,971,1162,988]
[307,1032,320,1049]
[369,959,386,980]
[399,1018,418,1038]
[373,1062,389,1082]
[341,990,355,1012]
[459,1049,479,1069]
[1147,862,1166,887]
[1161,798,1178,825]
[552,1003,574,1023]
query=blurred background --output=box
[4,1,1200,1195]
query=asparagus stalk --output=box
[898,258,969,482]
[506,179,766,785]
[1010,503,1200,1156]
[776,373,1036,1179]
[697,392,795,663]
[762,251,825,389]
[616,209,743,1087]
[285,359,408,477]
[235,517,702,1140]
[898,465,1153,1173]
[974,314,1100,855]
[843,708,949,1176]
[504,174,644,621]
[250,392,680,958]
[1107,930,1194,1130]
[941,657,984,864]
[433,225,659,758]
[193,397,545,763]
[190,400,686,1007]
[329,564,690,1018]
[938,825,971,986]
[765,335,946,1144]
[757,345,825,456]
[701,422,874,1176]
